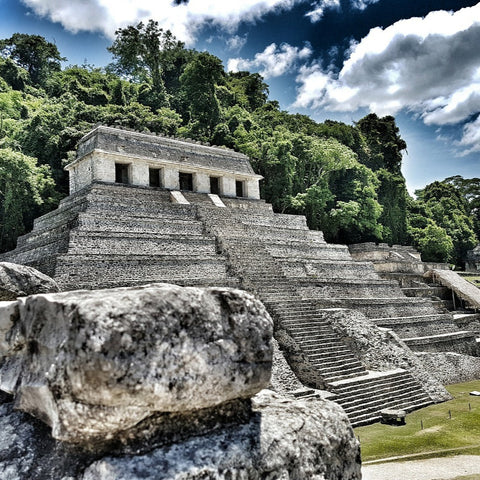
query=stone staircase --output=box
[1,184,438,426]
[348,243,479,355]
[331,370,432,426]
[1,183,239,291]
[196,204,433,426]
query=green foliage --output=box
[108,20,172,108]
[0,148,57,252]
[376,169,408,244]
[325,162,383,243]
[409,221,454,263]
[356,113,406,173]
[443,175,480,240]
[0,33,65,86]
[46,66,111,105]
[407,181,477,266]
[179,52,224,139]
[0,57,29,90]
[225,72,268,111]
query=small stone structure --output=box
[66,125,262,199]
[466,245,480,272]
[349,242,480,383]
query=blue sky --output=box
[1,0,479,194]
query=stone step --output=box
[371,312,455,326]
[303,341,357,352]
[297,284,404,299]
[67,232,218,256]
[312,297,442,318]
[302,349,353,360]
[340,389,430,416]
[403,331,478,355]
[282,326,335,336]
[291,388,322,399]
[278,313,331,322]
[346,397,433,427]
[278,259,380,281]
[329,369,407,390]
[77,212,206,235]
[310,358,364,372]
[283,331,338,341]
[402,286,450,299]
[323,368,369,382]
[338,379,426,405]
[341,391,430,417]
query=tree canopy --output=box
[0,33,65,86]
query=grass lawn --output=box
[459,274,480,288]
[355,380,480,462]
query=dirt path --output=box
[362,455,480,480]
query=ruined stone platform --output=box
[1,127,462,426]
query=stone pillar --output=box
[194,173,210,193]
[93,154,115,183]
[221,176,236,197]
[132,163,149,187]
[164,167,180,190]
[246,179,260,200]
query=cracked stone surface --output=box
[0,389,361,480]
[81,390,361,480]
[0,283,273,443]
[0,262,59,300]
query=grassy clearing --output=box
[459,274,480,288]
[355,380,480,462]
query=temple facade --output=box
[65,125,263,199]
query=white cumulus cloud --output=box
[456,116,480,156]
[20,0,302,44]
[226,34,248,52]
[294,2,480,154]
[306,0,340,22]
[228,42,312,78]
[306,0,380,22]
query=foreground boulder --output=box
[0,389,361,480]
[0,283,273,443]
[0,262,59,300]
[81,390,361,480]
[0,283,362,479]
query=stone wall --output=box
[66,126,262,199]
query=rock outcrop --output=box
[0,283,273,443]
[0,262,59,300]
[0,389,361,480]
[0,283,361,479]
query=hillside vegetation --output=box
[0,23,478,265]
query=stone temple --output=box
[2,124,479,426]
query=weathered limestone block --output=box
[80,390,361,480]
[0,283,273,443]
[0,262,59,300]
[0,390,361,480]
